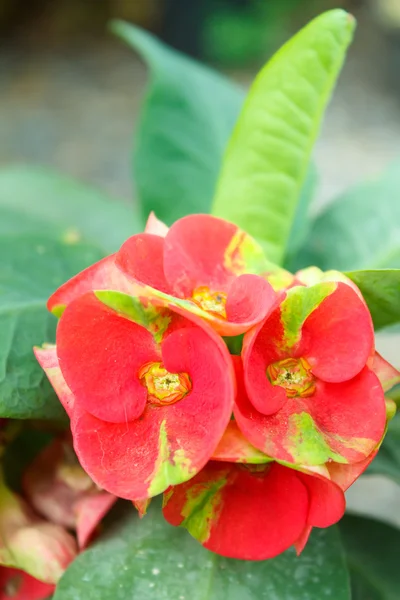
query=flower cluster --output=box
[36,214,399,561]
[0,424,115,599]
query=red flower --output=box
[47,214,283,336]
[235,281,386,465]
[35,292,234,500]
[162,458,345,560]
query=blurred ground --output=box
[1,2,400,523]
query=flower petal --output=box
[0,482,76,584]
[163,461,309,560]
[242,309,288,415]
[144,212,169,237]
[326,449,379,492]
[235,356,385,465]
[22,436,116,549]
[116,233,171,294]
[371,352,400,392]
[56,293,160,423]
[0,567,55,600]
[211,421,271,464]
[225,274,276,333]
[163,214,269,296]
[65,309,234,499]
[33,346,75,417]
[47,255,132,316]
[298,282,374,382]
[74,493,117,549]
[297,473,345,528]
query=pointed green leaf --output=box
[54,500,350,600]
[110,20,244,224]
[340,515,400,600]
[291,160,400,272]
[212,9,355,265]
[0,235,104,419]
[345,269,400,330]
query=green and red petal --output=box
[162,215,270,294]
[39,292,234,499]
[371,352,400,392]
[234,356,386,465]
[244,282,374,397]
[211,421,272,464]
[47,255,133,317]
[162,461,309,560]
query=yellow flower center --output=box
[266,357,316,398]
[138,361,192,406]
[191,286,227,318]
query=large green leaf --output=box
[111,20,244,224]
[0,166,140,252]
[292,161,400,272]
[0,235,104,419]
[340,515,400,600]
[344,269,400,330]
[285,161,318,260]
[212,9,355,265]
[54,501,350,600]
[367,414,400,485]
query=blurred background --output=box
[1,0,400,529]
[2,0,400,204]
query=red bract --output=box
[47,214,283,335]
[235,281,386,465]
[23,436,116,549]
[0,568,54,600]
[35,291,234,500]
[162,458,345,560]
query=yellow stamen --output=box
[138,361,192,406]
[266,357,316,398]
[191,286,227,319]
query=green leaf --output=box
[212,9,355,265]
[111,20,245,224]
[54,500,350,600]
[344,269,400,330]
[0,235,104,419]
[367,414,400,486]
[285,161,318,260]
[292,161,400,272]
[0,166,140,252]
[340,515,400,600]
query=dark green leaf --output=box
[367,414,400,485]
[0,235,104,419]
[0,166,140,252]
[212,10,355,265]
[344,269,400,330]
[292,161,400,271]
[55,500,350,600]
[111,21,244,224]
[3,428,54,492]
[340,515,400,600]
